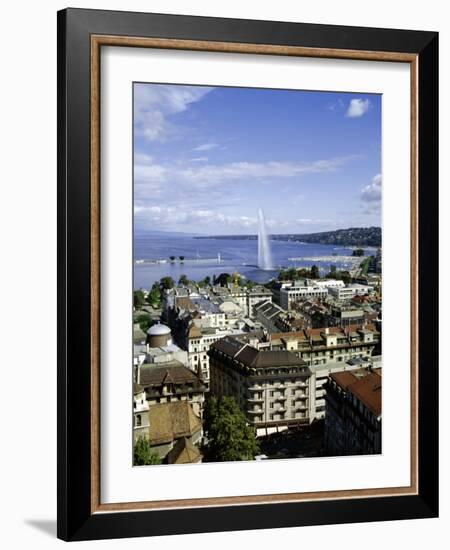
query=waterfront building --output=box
[208,335,315,436]
[324,368,382,455]
[276,281,329,310]
[306,279,346,290]
[328,283,375,301]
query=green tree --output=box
[159,276,175,290]
[133,289,145,309]
[146,283,161,306]
[136,313,152,333]
[352,248,365,257]
[133,436,161,466]
[179,255,185,263]
[216,273,232,287]
[359,257,371,275]
[341,271,352,284]
[204,396,259,462]
[169,255,176,263]
[310,265,320,279]
[178,274,189,286]
[327,265,337,278]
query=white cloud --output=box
[133,155,356,232]
[327,98,345,112]
[192,143,218,152]
[346,98,370,118]
[134,205,257,230]
[190,157,208,162]
[134,204,342,233]
[360,174,382,216]
[295,218,334,224]
[133,152,153,165]
[134,84,213,142]
[134,156,351,195]
[361,173,382,203]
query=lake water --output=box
[134,233,360,290]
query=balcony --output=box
[247,408,264,415]
[275,395,287,401]
[247,396,264,403]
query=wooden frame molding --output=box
[90,34,419,515]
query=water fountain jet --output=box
[257,208,273,270]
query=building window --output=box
[135,414,142,427]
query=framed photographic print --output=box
[57,8,439,541]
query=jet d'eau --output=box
[257,207,273,270]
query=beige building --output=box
[186,324,244,389]
[267,325,380,366]
[209,335,315,437]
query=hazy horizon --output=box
[134,225,381,237]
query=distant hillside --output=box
[275,227,382,247]
[195,227,381,247]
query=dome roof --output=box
[147,322,171,336]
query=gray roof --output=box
[190,297,221,314]
[211,336,307,369]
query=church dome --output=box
[147,322,171,336]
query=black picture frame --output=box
[57,7,439,541]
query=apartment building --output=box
[208,335,315,436]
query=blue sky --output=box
[134,83,381,235]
